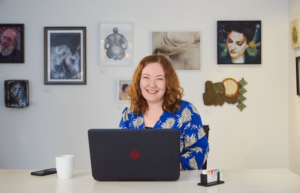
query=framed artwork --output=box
[5,80,29,108]
[117,78,132,102]
[290,18,300,49]
[100,22,133,66]
[296,57,300,95]
[152,31,200,70]
[44,27,86,85]
[217,21,261,64]
[0,24,24,63]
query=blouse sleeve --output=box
[119,107,130,129]
[180,104,209,170]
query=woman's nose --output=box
[149,79,156,87]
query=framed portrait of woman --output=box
[117,78,132,102]
[217,21,261,64]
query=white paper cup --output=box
[56,155,74,179]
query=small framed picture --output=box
[152,31,200,70]
[100,22,133,66]
[290,18,300,49]
[117,78,132,102]
[0,24,24,63]
[5,80,29,108]
[296,57,300,95]
[217,21,261,64]
[44,27,86,85]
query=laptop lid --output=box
[88,129,180,181]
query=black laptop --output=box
[88,129,180,181]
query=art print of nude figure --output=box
[104,27,128,60]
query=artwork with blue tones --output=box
[5,80,29,108]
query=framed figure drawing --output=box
[296,57,300,95]
[217,21,261,64]
[100,22,133,66]
[152,31,200,70]
[290,18,300,49]
[117,78,132,102]
[0,24,24,63]
[44,27,86,85]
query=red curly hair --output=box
[129,54,184,115]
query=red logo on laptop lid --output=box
[129,150,141,160]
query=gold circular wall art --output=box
[222,78,239,97]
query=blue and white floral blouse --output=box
[119,100,209,170]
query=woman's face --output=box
[227,31,249,58]
[140,62,166,104]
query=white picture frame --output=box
[117,78,132,102]
[151,31,200,70]
[100,22,134,66]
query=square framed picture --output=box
[217,21,261,64]
[100,22,133,66]
[44,27,86,85]
[0,24,24,63]
[290,18,300,49]
[296,57,300,95]
[117,78,132,102]
[152,31,200,70]
[5,80,29,108]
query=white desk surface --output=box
[1,169,300,193]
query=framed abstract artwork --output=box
[151,31,200,70]
[296,57,300,95]
[290,18,300,49]
[5,80,29,108]
[100,22,133,66]
[217,21,261,64]
[0,24,24,63]
[117,78,132,102]
[44,27,86,85]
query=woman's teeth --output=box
[147,90,158,94]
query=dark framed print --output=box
[0,24,24,63]
[5,80,29,108]
[217,21,261,64]
[44,27,86,85]
[296,57,300,95]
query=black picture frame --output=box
[296,57,300,95]
[44,27,86,85]
[217,21,261,64]
[0,24,24,63]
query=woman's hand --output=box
[180,163,183,170]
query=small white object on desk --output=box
[56,155,74,179]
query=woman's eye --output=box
[237,41,243,46]
[228,38,233,43]
[143,76,149,79]
[158,78,163,80]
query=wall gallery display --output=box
[117,78,132,102]
[152,31,200,70]
[290,18,300,49]
[217,21,261,64]
[0,24,24,63]
[203,78,247,111]
[296,57,300,95]
[100,22,133,66]
[44,27,86,85]
[5,80,29,108]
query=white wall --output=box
[0,0,289,170]
[288,0,300,176]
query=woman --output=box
[119,54,209,170]
[218,21,261,64]
[119,84,131,101]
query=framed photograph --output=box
[44,27,86,85]
[0,24,24,63]
[296,57,300,95]
[100,22,133,66]
[117,78,132,102]
[217,21,261,64]
[290,18,300,49]
[152,31,200,70]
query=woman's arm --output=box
[180,104,209,170]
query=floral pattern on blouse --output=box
[119,100,209,170]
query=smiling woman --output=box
[118,54,209,170]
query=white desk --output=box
[1,169,300,193]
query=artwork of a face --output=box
[290,18,300,49]
[5,80,29,108]
[218,21,261,64]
